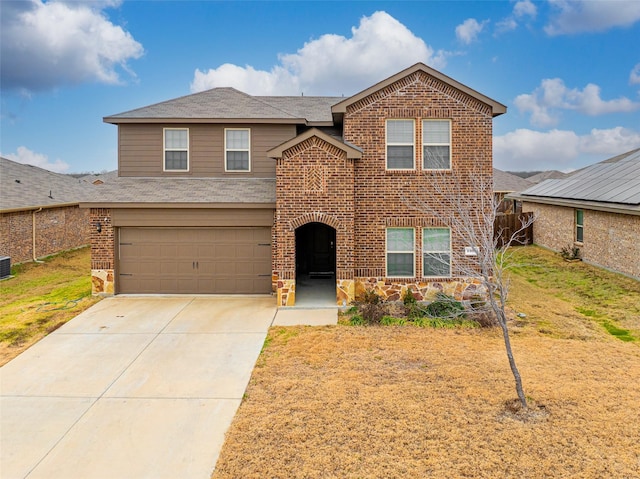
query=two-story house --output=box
[83,63,506,306]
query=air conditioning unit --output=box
[0,256,10,280]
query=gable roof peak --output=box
[331,62,506,117]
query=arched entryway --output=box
[295,222,336,306]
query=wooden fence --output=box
[493,212,533,248]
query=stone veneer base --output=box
[277,277,486,307]
[277,279,296,306]
[354,278,487,303]
[91,269,114,295]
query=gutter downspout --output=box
[32,208,44,263]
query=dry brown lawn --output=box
[213,248,640,478]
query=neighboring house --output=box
[0,157,91,264]
[82,63,507,305]
[79,170,119,186]
[510,148,640,279]
[493,168,534,213]
[526,170,568,184]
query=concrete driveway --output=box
[0,296,278,479]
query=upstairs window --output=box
[386,120,415,170]
[423,120,451,169]
[164,128,188,171]
[225,128,250,171]
[386,228,415,277]
[575,209,584,243]
[423,228,451,277]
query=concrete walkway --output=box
[1,296,282,479]
[1,296,339,479]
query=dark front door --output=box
[295,222,336,278]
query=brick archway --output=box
[289,212,341,231]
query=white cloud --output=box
[3,146,70,173]
[577,126,640,155]
[513,0,537,19]
[495,0,536,34]
[191,64,299,96]
[191,11,449,96]
[495,18,518,34]
[630,64,640,85]
[514,78,640,127]
[545,0,640,35]
[455,18,488,44]
[494,127,640,170]
[0,0,143,92]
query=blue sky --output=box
[1,0,639,174]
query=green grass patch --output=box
[602,321,634,342]
[509,246,640,343]
[0,247,100,365]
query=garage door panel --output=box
[118,227,271,294]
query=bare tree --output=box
[402,165,535,409]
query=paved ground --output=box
[1,296,336,479]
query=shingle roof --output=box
[105,88,341,125]
[493,169,534,193]
[512,147,640,214]
[0,157,92,212]
[80,176,275,206]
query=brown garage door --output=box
[118,227,272,294]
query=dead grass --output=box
[0,247,100,366]
[213,246,640,478]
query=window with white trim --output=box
[163,128,188,171]
[386,228,415,277]
[423,120,451,169]
[225,128,250,171]
[575,209,584,243]
[423,227,451,277]
[386,120,415,170]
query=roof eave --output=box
[79,202,276,209]
[103,117,309,125]
[1,202,82,214]
[267,128,363,159]
[508,194,640,216]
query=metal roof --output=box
[512,148,640,215]
[519,148,640,205]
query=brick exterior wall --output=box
[344,70,493,300]
[0,205,90,264]
[524,201,640,279]
[272,70,495,305]
[90,208,115,294]
[274,136,355,306]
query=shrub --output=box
[425,292,465,319]
[354,289,389,324]
[403,287,427,319]
[560,244,581,260]
[466,294,497,327]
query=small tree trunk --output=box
[497,309,528,408]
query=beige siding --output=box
[523,201,640,279]
[111,208,274,227]
[118,123,296,178]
